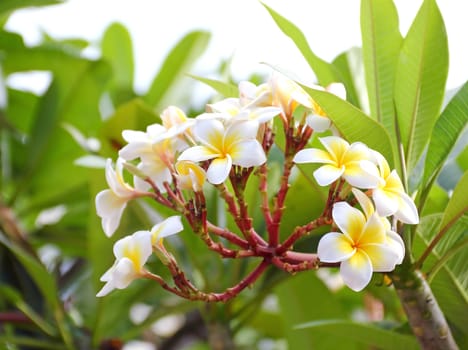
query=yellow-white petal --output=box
[359,213,386,245]
[343,160,380,189]
[373,188,400,217]
[178,145,219,162]
[386,230,405,264]
[340,250,373,291]
[313,164,344,186]
[394,192,419,224]
[151,216,183,245]
[361,243,400,272]
[351,188,374,219]
[193,119,225,148]
[317,232,356,262]
[95,189,127,237]
[306,114,331,132]
[293,148,334,165]
[332,202,366,243]
[207,156,232,184]
[230,139,266,168]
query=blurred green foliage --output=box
[0,0,466,349]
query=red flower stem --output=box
[259,163,275,240]
[206,222,250,249]
[276,216,331,255]
[144,178,175,208]
[200,259,270,302]
[163,182,186,211]
[271,256,319,273]
[143,271,189,299]
[216,183,240,217]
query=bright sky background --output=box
[5,0,468,95]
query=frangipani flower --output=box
[178,119,266,184]
[175,160,206,192]
[238,81,272,107]
[160,106,195,150]
[317,202,401,291]
[352,188,405,264]
[371,151,419,224]
[132,139,176,193]
[150,215,183,247]
[293,136,380,188]
[268,72,314,116]
[96,158,146,237]
[96,230,152,297]
[306,83,346,132]
[207,97,281,124]
[119,124,167,161]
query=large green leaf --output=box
[394,0,449,173]
[187,74,238,98]
[0,0,63,14]
[439,170,468,230]
[296,319,419,350]
[144,30,210,108]
[361,0,402,142]
[101,22,135,103]
[422,82,468,198]
[331,47,366,110]
[261,3,341,86]
[303,86,395,168]
[275,272,354,349]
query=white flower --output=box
[160,106,195,150]
[352,188,405,264]
[268,72,314,116]
[306,82,346,132]
[371,151,419,224]
[150,215,184,246]
[96,230,152,297]
[119,124,167,161]
[207,97,281,124]
[175,160,206,192]
[293,136,380,188]
[318,202,402,291]
[95,158,145,237]
[178,119,266,184]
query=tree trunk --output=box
[391,269,459,350]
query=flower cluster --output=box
[95,71,419,297]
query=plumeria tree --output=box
[0,0,467,349]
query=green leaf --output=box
[144,30,210,108]
[261,3,341,86]
[0,285,57,336]
[0,0,63,14]
[101,22,135,103]
[440,170,468,230]
[99,98,159,157]
[361,0,402,141]
[0,233,59,310]
[303,86,395,167]
[394,0,449,173]
[296,320,419,350]
[331,47,366,109]
[187,74,238,97]
[422,82,468,195]
[275,272,354,349]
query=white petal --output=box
[332,202,366,241]
[111,257,138,289]
[119,142,153,161]
[250,106,282,123]
[313,165,344,186]
[96,280,115,297]
[344,160,381,189]
[395,192,419,224]
[153,216,184,240]
[319,136,349,158]
[362,243,400,272]
[225,120,259,141]
[351,188,374,219]
[207,156,232,184]
[373,188,399,217]
[340,250,373,291]
[95,190,127,237]
[178,146,219,162]
[317,232,355,262]
[231,140,266,167]
[326,82,346,99]
[193,118,225,146]
[293,148,334,165]
[386,230,405,264]
[122,130,150,143]
[306,114,331,132]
